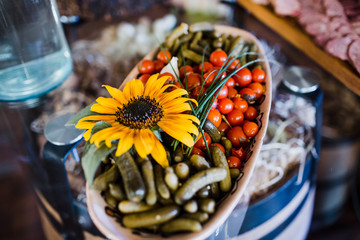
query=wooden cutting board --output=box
[237,0,360,96]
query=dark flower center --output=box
[115,96,163,129]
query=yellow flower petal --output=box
[83,129,92,141]
[159,88,189,105]
[159,119,199,136]
[76,121,97,129]
[164,113,200,125]
[134,129,155,159]
[123,79,144,100]
[115,130,135,156]
[103,85,128,103]
[78,115,117,123]
[96,97,122,110]
[91,103,116,114]
[157,121,195,147]
[150,137,169,167]
[143,74,160,97]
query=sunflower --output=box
[76,73,200,167]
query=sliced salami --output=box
[325,36,354,60]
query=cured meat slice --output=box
[270,0,300,16]
[298,11,328,26]
[305,21,329,36]
[323,0,346,17]
[348,40,360,75]
[325,36,354,60]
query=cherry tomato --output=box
[218,98,234,114]
[217,121,230,136]
[227,126,247,147]
[210,50,228,67]
[216,85,228,99]
[207,109,222,128]
[179,65,193,79]
[211,143,225,154]
[183,73,201,90]
[154,60,165,73]
[191,147,204,157]
[203,67,226,87]
[194,132,212,150]
[239,88,256,102]
[227,87,238,99]
[139,60,155,74]
[157,50,171,64]
[211,98,218,110]
[168,81,182,91]
[198,62,213,73]
[226,77,235,88]
[244,106,258,120]
[233,68,252,87]
[226,109,244,126]
[227,156,241,168]
[248,82,264,99]
[159,72,175,84]
[191,86,206,99]
[252,68,266,83]
[232,97,248,112]
[243,121,259,137]
[231,147,246,161]
[226,57,240,70]
[139,74,150,85]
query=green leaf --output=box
[91,121,112,135]
[65,102,96,126]
[81,141,117,185]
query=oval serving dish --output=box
[86,25,272,240]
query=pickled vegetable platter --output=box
[83,23,272,240]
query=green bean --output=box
[212,146,231,192]
[247,42,259,63]
[93,164,119,191]
[123,205,180,228]
[209,182,220,199]
[184,200,198,213]
[118,200,156,214]
[190,154,210,171]
[229,36,245,56]
[189,22,214,32]
[114,152,145,202]
[221,137,233,157]
[141,157,157,205]
[174,168,226,205]
[198,198,216,214]
[104,189,118,209]
[197,185,210,198]
[165,23,189,49]
[154,165,170,199]
[108,183,126,201]
[175,162,189,180]
[164,167,179,191]
[181,212,209,223]
[183,49,203,64]
[230,168,241,179]
[173,145,184,163]
[160,218,202,233]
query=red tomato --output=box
[239,88,256,102]
[207,109,222,128]
[227,87,238,99]
[218,98,234,114]
[243,121,259,137]
[139,74,150,85]
[226,109,244,126]
[233,68,252,87]
[227,156,241,168]
[217,121,230,135]
[232,97,248,113]
[179,65,193,79]
[211,143,225,154]
[194,132,212,150]
[183,73,201,90]
[157,50,171,64]
[231,147,246,161]
[198,62,213,73]
[248,82,264,99]
[211,98,218,110]
[216,85,228,99]
[244,106,258,120]
[154,60,165,73]
[227,126,247,147]
[159,72,175,84]
[252,68,266,83]
[191,86,206,99]
[139,60,155,74]
[226,57,240,70]
[191,147,204,156]
[210,50,228,67]
[226,77,235,88]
